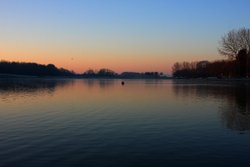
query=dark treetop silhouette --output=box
[173,28,250,78]
[218,28,250,59]
[0,61,75,77]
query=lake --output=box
[0,79,250,167]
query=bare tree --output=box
[172,62,181,74]
[218,28,250,59]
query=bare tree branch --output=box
[218,28,250,59]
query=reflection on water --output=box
[220,84,250,132]
[82,79,115,89]
[0,79,74,105]
[1,79,250,167]
[0,78,72,94]
[173,80,250,132]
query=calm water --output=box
[0,79,250,167]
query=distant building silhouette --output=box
[197,61,209,69]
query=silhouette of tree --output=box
[0,61,75,77]
[97,68,117,77]
[218,28,250,59]
[172,62,181,74]
[172,60,239,78]
[236,49,248,77]
[82,69,96,77]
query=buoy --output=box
[121,81,125,85]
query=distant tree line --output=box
[0,61,75,77]
[173,28,250,78]
[82,69,165,79]
[0,61,166,79]
[82,68,118,78]
[172,60,238,78]
[120,71,164,79]
[173,51,250,78]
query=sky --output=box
[0,0,250,74]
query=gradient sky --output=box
[1,0,250,74]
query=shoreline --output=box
[1,73,250,82]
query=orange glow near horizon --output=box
[0,46,219,75]
[0,0,249,75]
[0,32,220,75]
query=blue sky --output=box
[0,0,250,73]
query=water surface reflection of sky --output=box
[0,79,250,166]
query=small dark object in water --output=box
[121,81,125,85]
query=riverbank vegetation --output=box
[0,61,166,79]
[173,28,250,78]
[0,61,75,77]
